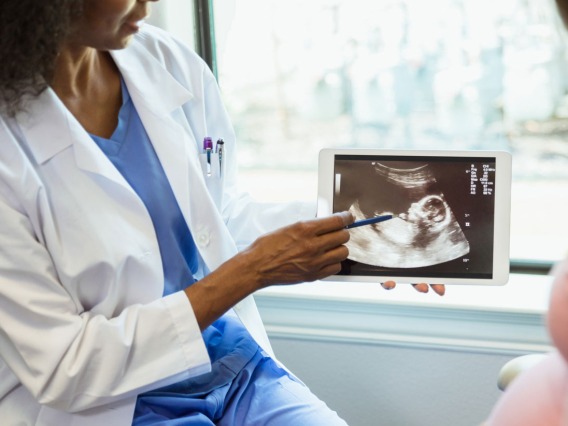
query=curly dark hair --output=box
[0,0,82,117]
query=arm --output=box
[192,49,445,297]
[196,75,444,296]
[186,212,353,330]
[0,171,209,413]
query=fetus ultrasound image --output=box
[333,155,496,279]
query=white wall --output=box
[255,275,553,426]
[270,339,512,426]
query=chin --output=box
[117,36,136,49]
[104,34,136,51]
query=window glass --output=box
[148,0,195,48]
[213,0,568,263]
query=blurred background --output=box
[153,0,568,265]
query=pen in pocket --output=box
[203,137,213,176]
[216,138,224,176]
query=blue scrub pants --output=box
[133,349,348,425]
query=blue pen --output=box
[346,214,394,229]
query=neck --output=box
[51,44,114,99]
[49,43,122,138]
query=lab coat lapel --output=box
[111,46,194,228]
[18,87,141,196]
[112,44,273,354]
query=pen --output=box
[346,214,394,229]
[203,136,213,152]
[205,147,212,176]
[203,137,213,176]
[216,138,224,176]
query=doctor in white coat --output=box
[0,1,355,424]
[0,1,442,425]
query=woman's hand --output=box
[246,211,446,295]
[243,211,354,288]
[185,212,353,330]
[381,281,446,296]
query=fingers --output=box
[250,213,353,286]
[311,213,447,296]
[316,226,350,252]
[281,246,349,282]
[290,212,352,255]
[430,284,446,296]
[380,281,446,296]
[308,244,349,280]
[317,261,344,280]
[412,283,446,296]
[334,211,355,228]
[412,283,430,293]
[310,211,354,236]
[293,212,352,260]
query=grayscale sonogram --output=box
[335,160,470,269]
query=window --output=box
[148,0,195,48]
[212,0,568,265]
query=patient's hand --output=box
[380,281,445,296]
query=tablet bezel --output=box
[317,148,512,285]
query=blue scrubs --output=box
[90,80,347,426]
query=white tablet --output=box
[318,149,512,285]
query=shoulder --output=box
[124,24,220,99]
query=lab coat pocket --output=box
[199,152,225,207]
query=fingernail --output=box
[337,211,354,226]
[432,284,445,296]
[414,283,429,293]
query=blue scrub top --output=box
[89,79,259,413]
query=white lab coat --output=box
[0,25,314,425]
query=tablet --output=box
[318,149,512,285]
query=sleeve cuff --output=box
[162,291,211,377]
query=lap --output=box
[220,353,348,426]
[133,350,347,426]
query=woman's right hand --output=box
[242,211,353,289]
[186,211,353,330]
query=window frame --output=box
[193,0,218,78]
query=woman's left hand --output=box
[381,281,445,296]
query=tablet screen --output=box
[318,149,511,285]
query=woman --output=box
[0,1,442,424]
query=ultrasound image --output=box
[336,160,470,269]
